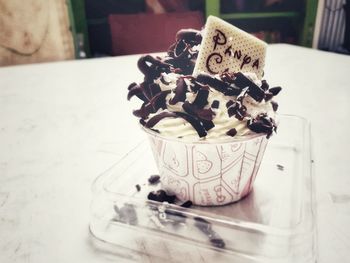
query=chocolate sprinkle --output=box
[148,175,161,184]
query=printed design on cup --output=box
[193,180,233,206]
[244,137,268,194]
[192,146,222,179]
[196,151,213,174]
[217,143,245,172]
[161,173,190,201]
[162,142,189,177]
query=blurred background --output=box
[0,0,349,66]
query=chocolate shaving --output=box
[183,101,214,121]
[261,80,269,91]
[264,91,274,101]
[149,83,161,97]
[149,90,171,111]
[127,82,147,102]
[271,101,279,111]
[176,29,202,43]
[202,120,215,131]
[233,73,264,102]
[133,103,153,119]
[175,112,207,137]
[174,40,191,59]
[191,81,208,93]
[145,112,178,128]
[226,100,234,108]
[169,77,187,105]
[137,55,171,82]
[269,86,282,96]
[197,73,241,96]
[192,89,209,108]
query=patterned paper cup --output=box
[143,128,268,206]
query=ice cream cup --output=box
[142,127,268,206]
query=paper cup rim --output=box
[141,125,267,145]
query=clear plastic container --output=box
[89,115,316,262]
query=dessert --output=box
[127,16,281,206]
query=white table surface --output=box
[0,44,349,262]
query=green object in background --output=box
[301,0,319,47]
[67,0,90,58]
[205,0,318,47]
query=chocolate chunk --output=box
[148,175,161,184]
[194,217,226,249]
[233,73,264,102]
[169,77,187,105]
[180,200,193,208]
[226,128,237,137]
[211,100,219,109]
[269,86,282,96]
[271,101,279,111]
[135,184,141,191]
[147,190,176,203]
